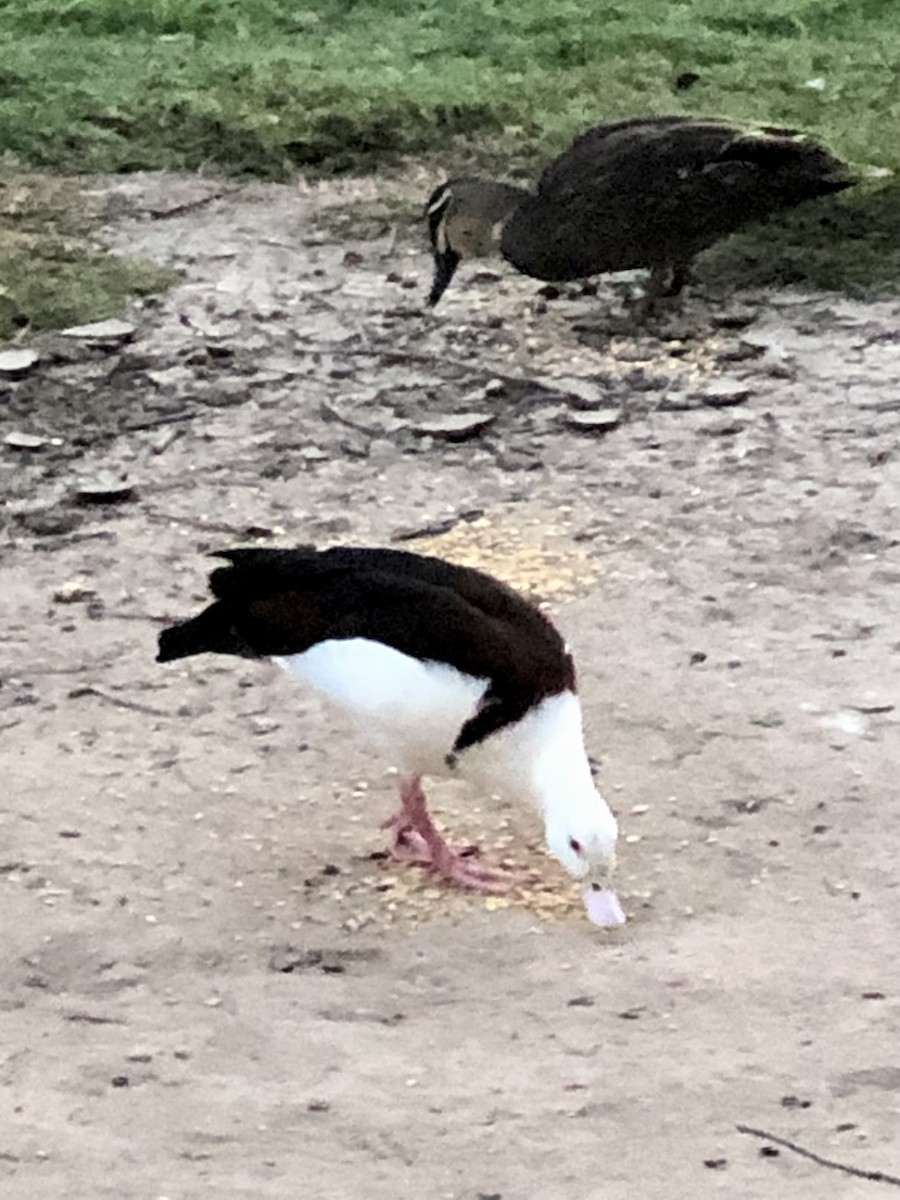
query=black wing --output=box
[157,547,575,751]
[503,117,853,280]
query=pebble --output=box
[146,365,193,389]
[699,380,754,408]
[0,348,40,379]
[53,579,97,604]
[413,413,496,440]
[710,308,757,329]
[564,408,622,432]
[555,378,608,408]
[4,431,47,450]
[61,318,136,343]
[250,716,281,735]
[72,476,136,504]
[821,710,868,736]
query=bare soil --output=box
[2,171,899,1200]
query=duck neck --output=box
[527,691,619,875]
[529,692,598,811]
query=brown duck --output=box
[426,115,855,307]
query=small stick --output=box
[67,686,171,719]
[145,191,231,220]
[123,411,198,434]
[736,1124,900,1187]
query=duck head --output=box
[425,178,528,306]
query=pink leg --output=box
[381,776,434,861]
[381,776,511,894]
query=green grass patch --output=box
[0,0,898,297]
[1,0,898,177]
[0,175,178,339]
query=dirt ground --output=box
[2,170,900,1200]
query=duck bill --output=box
[428,248,462,306]
[583,884,626,927]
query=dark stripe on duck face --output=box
[425,182,453,250]
[158,547,576,743]
[424,185,461,305]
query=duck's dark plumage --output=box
[504,116,854,282]
[157,545,575,754]
[426,114,855,304]
[156,544,623,920]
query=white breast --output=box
[273,638,488,776]
[276,641,615,883]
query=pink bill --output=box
[584,887,626,927]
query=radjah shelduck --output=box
[426,114,855,308]
[157,545,625,926]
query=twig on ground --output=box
[67,685,171,718]
[143,509,276,538]
[123,411,199,434]
[737,1124,900,1187]
[145,191,231,220]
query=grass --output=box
[0,175,177,339]
[0,235,177,341]
[0,0,899,331]
[1,0,898,176]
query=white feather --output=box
[274,638,486,776]
[273,638,618,881]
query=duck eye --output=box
[569,837,583,855]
